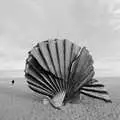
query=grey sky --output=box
[0,0,120,77]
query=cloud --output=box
[0,0,120,77]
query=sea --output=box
[0,77,120,101]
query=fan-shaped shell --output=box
[25,39,111,109]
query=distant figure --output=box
[11,80,15,85]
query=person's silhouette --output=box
[11,80,15,85]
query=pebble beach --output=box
[0,77,120,120]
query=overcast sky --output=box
[0,0,120,77]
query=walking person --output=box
[11,80,15,85]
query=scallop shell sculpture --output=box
[25,39,111,109]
